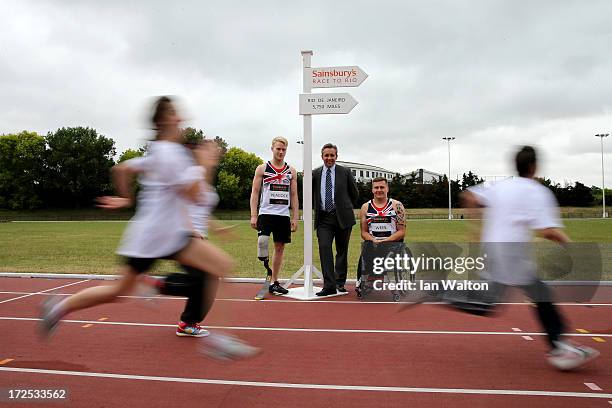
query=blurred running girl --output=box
[40,97,247,355]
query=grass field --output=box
[1,206,610,221]
[1,219,611,279]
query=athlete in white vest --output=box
[250,137,299,296]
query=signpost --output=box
[306,66,368,88]
[298,93,358,115]
[282,51,367,300]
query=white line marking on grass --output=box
[0,280,89,305]
[1,316,611,338]
[0,367,611,399]
[0,291,611,306]
[585,383,602,391]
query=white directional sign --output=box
[299,93,358,115]
[306,66,368,88]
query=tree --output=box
[213,136,228,156]
[592,186,612,207]
[428,176,460,209]
[538,179,593,207]
[118,149,144,163]
[216,147,263,208]
[215,170,242,208]
[461,171,483,190]
[356,180,371,207]
[566,182,594,207]
[182,128,227,155]
[0,131,46,209]
[43,127,116,208]
[182,127,205,145]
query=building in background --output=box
[337,162,453,185]
[402,168,444,184]
[336,161,396,183]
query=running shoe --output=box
[269,281,289,295]
[135,276,162,310]
[547,341,600,371]
[199,332,260,362]
[176,321,210,337]
[38,296,64,338]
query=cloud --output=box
[1,0,611,186]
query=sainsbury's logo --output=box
[312,69,358,78]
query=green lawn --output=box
[1,206,610,221]
[1,219,611,279]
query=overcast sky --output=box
[2,1,612,186]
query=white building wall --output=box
[336,161,395,183]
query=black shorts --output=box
[257,214,291,244]
[123,233,195,274]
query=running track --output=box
[0,277,611,407]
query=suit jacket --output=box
[313,164,359,230]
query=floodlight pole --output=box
[595,133,609,218]
[442,137,456,220]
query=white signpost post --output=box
[283,51,367,300]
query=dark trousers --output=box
[317,210,352,290]
[160,266,219,324]
[522,280,566,348]
[449,279,565,349]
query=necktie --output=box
[325,168,334,211]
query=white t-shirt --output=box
[189,184,220,237]
[468,177,562,285]
[117,141,204,258]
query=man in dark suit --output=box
[313,143,359,296]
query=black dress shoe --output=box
[316,288,337,296]
[336,285,347,293]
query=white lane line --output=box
[0,367,611,399]
[0,292,610,306]
[1,316,611,338]
[512,328,522,332]
[585,383,602,391]
[522,336,534,341]
[0,280,90,305]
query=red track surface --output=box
[0,277,611,407]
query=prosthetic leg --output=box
[254,235,273,300]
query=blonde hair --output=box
[271,136,288,147]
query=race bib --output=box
[269,184,290,205]
[370,216,393,238]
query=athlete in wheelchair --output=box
[356,177,413,301]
